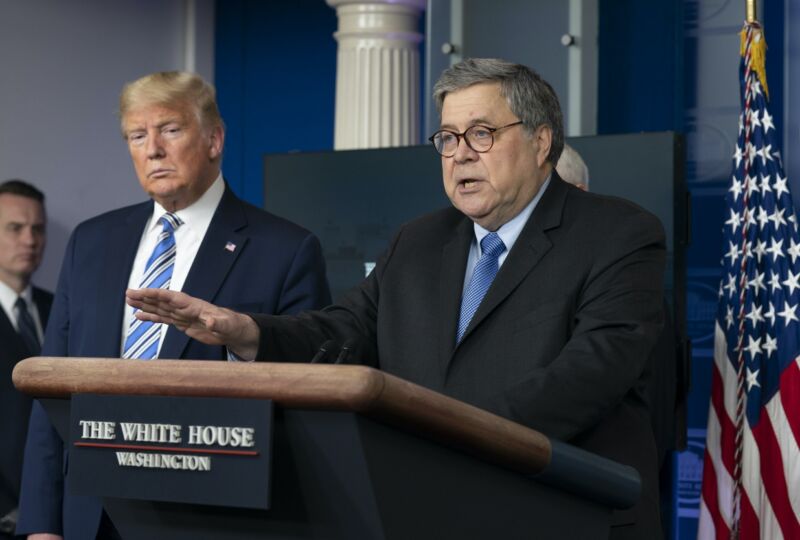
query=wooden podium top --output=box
[13,357,552,476]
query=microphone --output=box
[335,339,356,364]
[310,340,338,364]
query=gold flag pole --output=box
[746,0,757,23]
[740,0,769,98]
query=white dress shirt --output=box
[0,279,44,343]
[462,176,552,295]
[121,174,225,356]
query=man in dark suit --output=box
[0,181,51,538]
[557,144,688,466]
[558,143,688,537]
[128,59,666,538]
[17,72,331,540]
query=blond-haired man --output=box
[17,72,330,540]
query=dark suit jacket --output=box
[645,300,687,468]
[253,176,666,537]
[16,186,331,539]
[0,287,51,518]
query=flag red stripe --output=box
[702,448,730,539]
[752,409,800,538]
[710,362,736,476]
[738,487,760,540]
[779,360,800,448]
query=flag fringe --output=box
[741,23,770,99]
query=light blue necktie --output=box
[457,232,506,343]
[123,212,182,359]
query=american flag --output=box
[698,23,800,539]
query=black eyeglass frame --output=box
[427,121,524,157]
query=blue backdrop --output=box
[215,0,337,206]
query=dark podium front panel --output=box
[43,399,611,539]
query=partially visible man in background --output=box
[555,143,686,467]
[556,144,687,539]
[0,180,50,538]
[17,71,331,540]
[555,143,589,191]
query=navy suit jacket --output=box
[17,186,331,538]
[0,287,51,518]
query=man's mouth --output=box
[149,168,173,178]
[457,178,482,190]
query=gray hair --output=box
[556,144,590,189]
[433,58,564,164]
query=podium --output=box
[14,357,640,539]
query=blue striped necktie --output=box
[456,232,506,343]
[123,212,182,359]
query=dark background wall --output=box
[597,0,684,134]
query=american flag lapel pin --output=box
[225,241,237,253]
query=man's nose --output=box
[453,135,478,163]
[146,133,166,158]
[20,227,37,245]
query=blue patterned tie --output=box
[457,232,506,343]
[123,212,182,359]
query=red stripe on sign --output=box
[74,441,259,456]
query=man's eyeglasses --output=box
[428,121,523,157]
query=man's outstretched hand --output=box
[126,288,261,360]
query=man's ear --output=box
[534,126,552,168]
[208,125,225,160]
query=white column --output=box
[182,0,215,83]
[566,0,598,136]
[327,0,425,150]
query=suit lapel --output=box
[0,307,28,360]
[33,287,53,326]
[159,187,248,359]
[453,176,570,351]
[438,217,474,371]
[96,203,153,356]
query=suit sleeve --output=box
[15,232,75,535]
[491,209,666,441]
[251,226,402,363]
[275,232,332,315]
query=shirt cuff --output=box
[226,347,254,362]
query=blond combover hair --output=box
[119,71,223,135]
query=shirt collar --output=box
[150,173,225,233]
[473,174,552,255]
[0,279,33,318]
